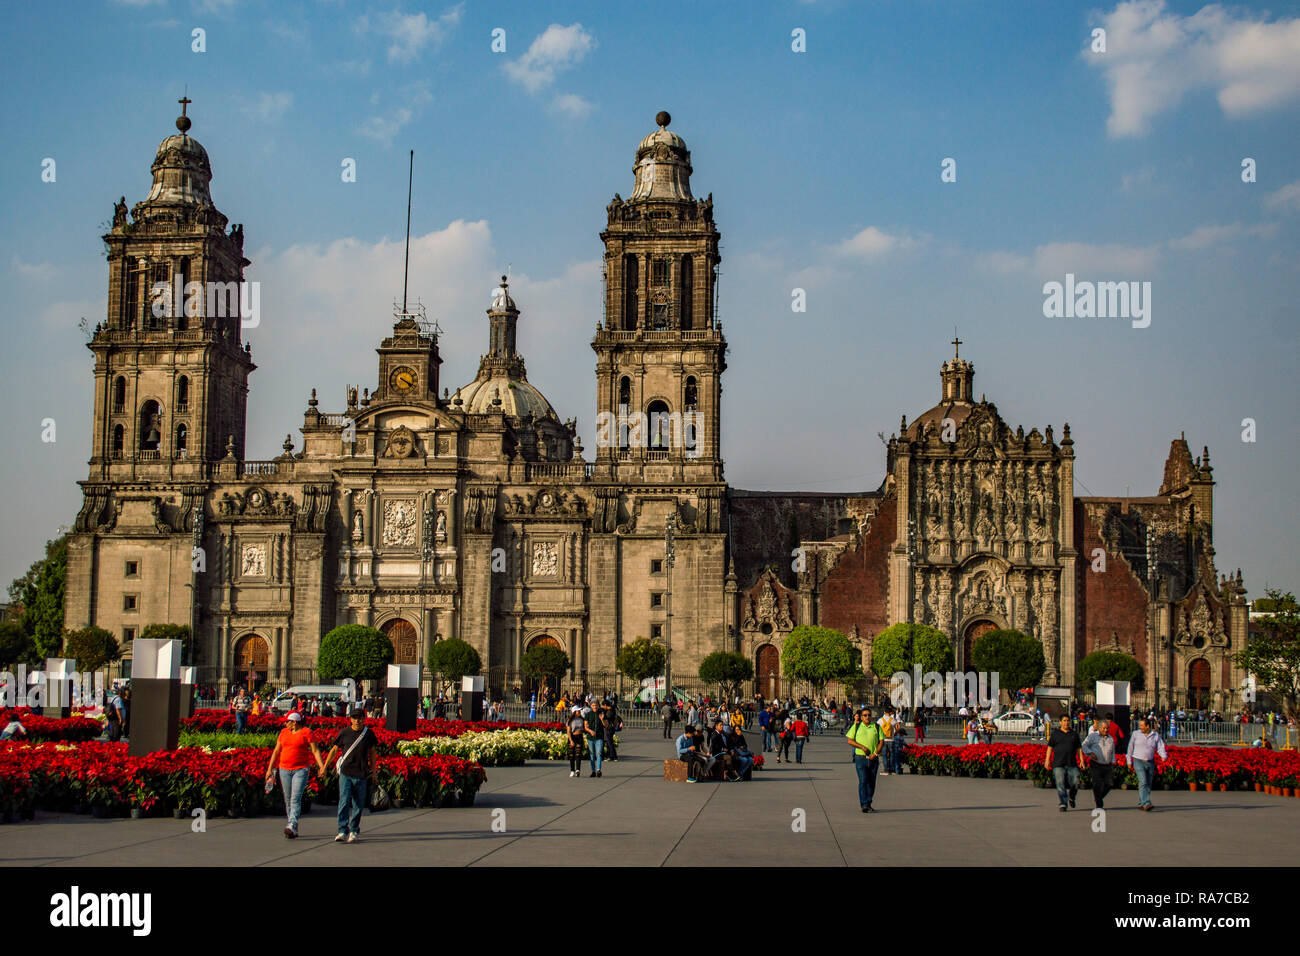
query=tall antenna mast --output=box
[402,149,414,313]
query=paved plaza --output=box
[2,729,1295,867]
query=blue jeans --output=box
[732,752,754,778]
[761,729,773,751]
[588,736,604,772]
[853,754,879,808]
[1053,766,1080,806]
[794,738,806,762]
[1133,759,1155,807]
[337,775,367,835]
[235,711,247,734]
[279,767,309,830]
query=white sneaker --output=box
[334,832,346,843]
[569,771,576,777]
[347,833,358,844]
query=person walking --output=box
[319,705,378,843]
[846,707,883,812]
[878,706,899,775]
[1126,716,1168,811]
[1082,718,1117,810]
[106,687,125,742]
[566,706,586,779]
[1045,714,1084,812]
[584,704,605,778]
[759,704,773,752]
[771,705,789,762]
[661,699,675,739]
[914,706,927,744]
[232,688,252,735]
[265,712,324,838]
[788,712,811,763]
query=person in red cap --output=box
[265,712,323,838]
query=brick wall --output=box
[1076,503,1150,670]
[819,494,895,642]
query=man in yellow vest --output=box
[846,707,884,812]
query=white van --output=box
[271,684,354,714]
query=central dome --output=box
[452,376,558,419]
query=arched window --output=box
[113,376,127,411]
[177,375,189,411]
[622,254,638,330]
[680,256,693,330]
[138,400,161,451]
[112,424,125,458]
[646,399,672,450]
[122,264,139,329]
[618,376,631,408]
[175,423,188,456]
[149,262,170,327]
[684,376,698,410]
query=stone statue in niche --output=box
[352,509,364,544]
[436,510,447,543]
[241,544,266,577]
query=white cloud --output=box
[357,83,433,146]
[548,93,593,120]
[1088,0,1300,137]
[1120,165,1156,191]
[12,258,57,281]
[1265,180,1300,214]
[244,91,294,123]
[357,4,463,64]
[834,226,919,259]
[1166,222,1278,251]
[504,23,595,93]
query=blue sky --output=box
[1,0,1298,595]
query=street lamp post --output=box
[906,518,918,712]
[189,507,204,671]
[1146,526,1159,713]
[664,516,676,703]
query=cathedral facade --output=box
[63,106,1250,710]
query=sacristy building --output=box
[63,106,1250,710]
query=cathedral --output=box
[63,104,1250,711]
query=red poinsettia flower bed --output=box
[905,741,1300,791]
[0,707,102,743]
[0,739,486,818]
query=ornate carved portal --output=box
[1187,658,1211,710]
[383,618,419,666]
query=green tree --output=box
[427,637,482,693]
[1075,651,1145,692]
[63,625,122,693]
[970,628,1046,695]
[521,645,570,691]
[699,650,754,699]
[138,623,195,662]
[782,625,860,692]
[615,637,667,686]
[8,535,68,663]
[1234,588,1300,718]
[0,621,33,666]
[870,622,955,679]
[317,625,394,682]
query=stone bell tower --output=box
[592,111,726,484]
[88,98,256,481]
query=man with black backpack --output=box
[769,705,788,763]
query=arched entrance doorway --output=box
[1187,658,1211,710]
[382,618,419,666]
[962,619,997,671]
[756,644,780,700]
[233,634,269,691]
[524,635,561,701]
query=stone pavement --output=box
[2,729,1295,867]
